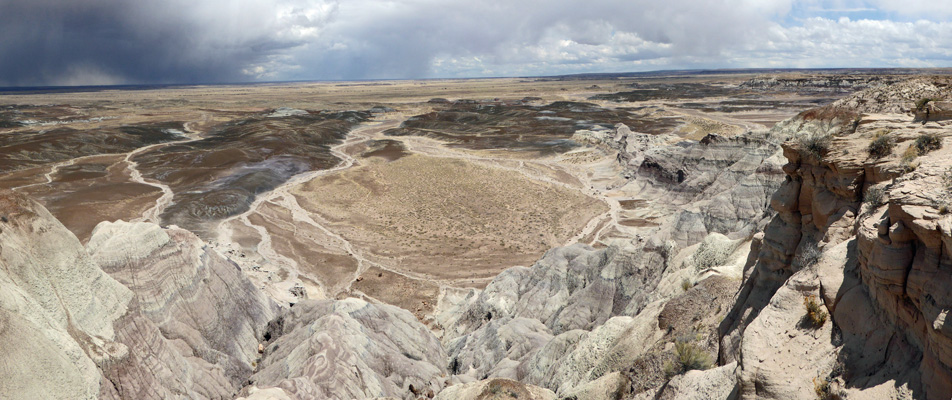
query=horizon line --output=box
[3,67,951,95]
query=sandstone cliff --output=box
[720,78,952,399]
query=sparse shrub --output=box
[798,132,832,160]
[814,377,830,398]
[902,145,919,163]
[664,337,713,377]
[936,198,952,215]
[681,278,693,292]
[915,132,943,155]
[814,376,846,400]
[867,131,895,159]
[804,295,828,328]
[794,242,822,269]
[863,185,887,209]
[901,143,920,173]
[915,97,934,111]
[693,235,733,272]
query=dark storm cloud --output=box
[0,0,323,86]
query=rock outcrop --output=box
[435,114,794,397]
[0,190,449,400]
[914,100,952,122]
[721,78,952,399]
[0,190,132,399]
[244,298,448,400]
[740,75,899,93]
[87,220,280,399]
[433,378,554,400]
[0,190,280,399]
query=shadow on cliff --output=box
[828,238,926,397]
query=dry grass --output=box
[900,146,919,172]
[813,376,845,400]
[681,278,693,292]
[664,337,713,377]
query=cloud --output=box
[1,0,951,86]
[0,0,337,86]
[279,0,795,79]
[868,0,952,17]
[734,17,952,67]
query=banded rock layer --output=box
[0,191,446,400]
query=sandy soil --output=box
[13,154,163,242]
[294,153,607,282]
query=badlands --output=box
[2,70,952,399]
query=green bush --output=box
[915,132,943,155]
[867,132,895,158]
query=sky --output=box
[1,0,952,86]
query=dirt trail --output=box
[125,122,206,223]
[11,117,208,211]
[11,154,113,192]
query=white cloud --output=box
[4,0,952,85]
[868,0,952,17]
[735,17,952,67]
